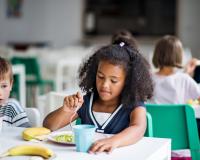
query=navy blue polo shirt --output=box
[77,92,145,134]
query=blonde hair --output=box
[152,35,183,69]
[0,57,13,82]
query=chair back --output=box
[11,57,41,83]
[146,104,200,159]
[37,91,67,120]
[24,107,41,127]
[144,112,153,137]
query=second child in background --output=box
[0,57,30,127]
[150,35,200,104]
[43,35,153,153]
[150,35,200,136]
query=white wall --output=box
[0,0,83,48]
[0,0,200,53]
[177,0,200,58]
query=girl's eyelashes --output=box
[97,73,119,83]
[111,80,118,83]
[97,74,104,79]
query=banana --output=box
[23,127,51,141]
[1,144,54,159]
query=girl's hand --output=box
[89,137,120,154]
[62,92,84,113]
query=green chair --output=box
[11,57,55,94]
[144,112,153,137]
[146,104,200,160]
[11,57,55,107]
[75,118,82,125]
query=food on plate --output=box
[54,134,74,143]
[22,127,51,141]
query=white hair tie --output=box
[119,42,125,47]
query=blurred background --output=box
[0,0,199,54]
[0,0,199,121]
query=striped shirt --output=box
[0,98,30,127]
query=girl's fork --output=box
[69,106,80,131]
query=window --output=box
[84,0,176,36]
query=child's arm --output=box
[184,58,199,77]
[89,106,146,153]
[43,92,84,131]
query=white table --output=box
[0,127,171,160]
[12,65,26,107]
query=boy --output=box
[0,56,30,127]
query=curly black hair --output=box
[78,37,153,107]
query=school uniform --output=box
[77,92,144,134]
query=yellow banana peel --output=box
[0,144,54,159]
[23,127,51,141]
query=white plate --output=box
[47,131,75,145]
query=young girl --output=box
[43,36,153,153]
[150,35,200,104]
[150,35,200,138]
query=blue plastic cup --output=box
[73,124,96,152]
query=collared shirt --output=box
[77,92,144,134]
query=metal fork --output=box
[69,106,80,131]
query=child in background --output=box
[150,35,200,104]
[0,57,30,127]
[150,35,200,138]
[43,36,153,153]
